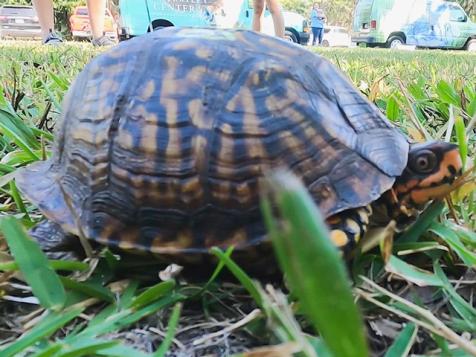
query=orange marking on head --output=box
[419,149,462,188]
[410,184,455,204]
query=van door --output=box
[406,0,433,46]
[441,2,471,48]
[237,0,253,29]
[426,1,468,48]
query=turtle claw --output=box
[29,220,86,261]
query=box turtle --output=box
[15,28,462,260]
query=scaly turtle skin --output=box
[15,28,462,259]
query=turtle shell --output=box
[15,28,409,254]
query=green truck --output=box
[351,0,476,50]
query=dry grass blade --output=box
[237,342,300,357]
[357,276,476,356]
[192,309,261,346]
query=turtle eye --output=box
[410,150,437,174]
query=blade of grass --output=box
[0,259,89,272]
[0,216,66,310]
[454,115,467,169]
[210,247,263,308]
[194,246,234,298]
[433,262,476,329]
[358,276,476,355]
[60,277,115,303]
[96,344,152,357]
[384,323,417,357]
[261,170,368,357]
[9,180,31,222]
[398,201,445,243]
[153,302,182,357]
[53,338,118,357]
[385,255,443,287]
[0,108,40,159]
[129,280,176,309]
[0,307,83,357]
[429,222,476,267]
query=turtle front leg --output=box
[29,220,86,261]
[325,206,372,252]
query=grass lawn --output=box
[0,39,476,356]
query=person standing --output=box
[252,0,285,38]
[32,0,114,46]
[310,2,326,46]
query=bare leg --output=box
[252,0,265,32]
[86,0,106,40]
[31,0,55,40]
[266,0,285,38]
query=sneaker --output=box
[91,36,115,47]
[43,30,63,45]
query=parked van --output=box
[111,0,309,45]
[0,5,41,39]
[351,0,476,50]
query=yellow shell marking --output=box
[188,98,207,129]
[331,230,349,247]
[139,80,156,101]
[140,112,159,155]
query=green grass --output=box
[0,40,476,356]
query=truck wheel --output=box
[284,30,298,43]
[322,40,330,47]
[387,35,405,49]
[467,39,476,51]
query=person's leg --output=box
[31,0,55,40]
[318,27,323,45]
[86,0,105,40]
[252,0,265,32]
[311,27,318,45]
[266,0,284,38]
[87,0,114,46]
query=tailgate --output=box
[352,0,373,33]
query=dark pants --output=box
[312,27,323,45]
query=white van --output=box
[351,0,476,50]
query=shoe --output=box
[91,36,115,47]
[43,30,63,45]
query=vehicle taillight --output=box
[0,16,7,21]
[370,20,377,29]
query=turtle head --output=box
[393,141,462,208]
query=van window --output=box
[447,4,466,22]
[1,6,36,17]
[76,8,89,16]
[75,8,109,16]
